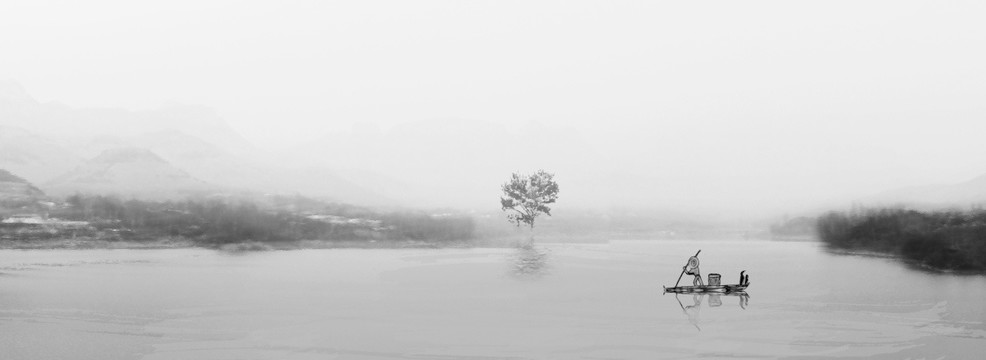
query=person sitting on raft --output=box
[683,255,703,286]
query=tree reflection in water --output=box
[510,245,550,278]
[674,292,749,331]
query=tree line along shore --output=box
[9,181,985,270]
[1,194,475,249]
[817,207,986,272]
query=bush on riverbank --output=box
[817,208,986,271]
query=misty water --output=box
[1,240,983,359]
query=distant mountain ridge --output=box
[0,80,396,205]
[865,172,986,207]
[0,125,81,183]
[297,118,604,209]
[0,169,46,209]
[72,130,396,205]
[0,79,256,157]
[0,81,35,103]
[0,123,396,205]
[44,147,219,200]
[6,80,608,209]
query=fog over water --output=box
[3,1,986,216]
[3,3,986,359]
[2,241,984,359]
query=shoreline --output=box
[0,238,480,251]
[823,245,986,275]
[0,234,818,251]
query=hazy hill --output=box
[0,169,46,209]
[0,80,393,205]
[0,126,82,184]
[0,81,35,103]
[0,80,256,157]
[298,119,605,209]
[93,131,394,205]
[2,80,623,210]
[865,172,986,208]
[38,130,391,205]
[69,130,261,186]
[44,148,218,200]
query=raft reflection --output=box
[674,292,749,331]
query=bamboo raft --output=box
[663,283,749,294]
[664,250,750,294]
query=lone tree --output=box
[500,170,560,231]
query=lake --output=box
[1,240,984,359]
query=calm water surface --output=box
[1,240,984,359]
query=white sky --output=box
[3,0,986,214]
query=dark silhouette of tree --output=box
[817,207,986,271]
[500,170,559,231]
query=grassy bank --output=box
[817,208,986,272]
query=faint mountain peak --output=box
[132,130,228,159]
[45,147,218,200]
[90,147,168,164]
[0,124,44,141]
[0,168,34,185]
[0,79,36,103]
[136,128,215,146]
[864,170,986,207]
[0,125,82,183]
[963,172,986,186]
[0,168,46,206]
[157,102,222,120]
[0,84,259,158]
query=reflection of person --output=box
[674,293,747,331]
[683,256,704,286]
[677,294,703,331]
[738,293,749,309]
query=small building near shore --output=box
[1,214,89,228]
[1,214,45,225]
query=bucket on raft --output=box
[707,273,721,286]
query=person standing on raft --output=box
[683,255,704,286]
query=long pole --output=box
[673,249,701,288]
